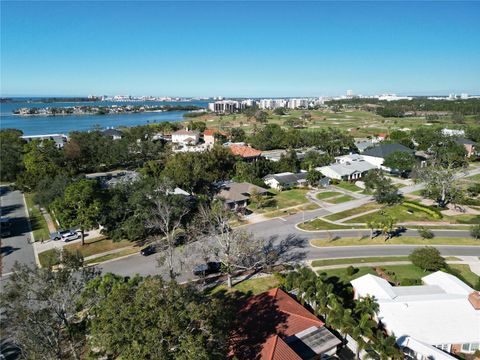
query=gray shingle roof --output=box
[263,172,308,185]
[362,143,414,158]
[217,182,268,203]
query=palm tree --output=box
[314,281,335,322]
[370,331,403,360]
[351,313,376,359]
[354,295,380,319]
[366,220,377,239]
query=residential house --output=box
[203,129,227,146]
[229,288,341,360]
[263,172,308,190]
[102,128,123,140]
[172,129,200,145]
[261,149,309,162]
[351,272,480,358]
[21,133,68,148]
[361,143,415,168]
[456,138,477,157]
[228,143,262,161]
[354,138,378,153]
[317,157,377,181]
[216,181,268,211]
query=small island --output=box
[13,104,202,116]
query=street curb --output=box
[86,251,139,267]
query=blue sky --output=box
[1,1,479,97]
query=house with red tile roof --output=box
[203,129,227,146]
[228,143,262,161]
[229,288,341,360]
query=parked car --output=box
[0,217,12,237]
[193,262,221,277]
[140,244,156,256]
[50,229,80,242]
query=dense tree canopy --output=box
[0,129,25,182]
[87,276,230,359]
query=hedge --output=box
[403,201,443,219]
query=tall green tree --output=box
[87,277,229,360]
[383,151,416,173]
[52,179,103,245]
[0,129,25,182]
[0,252,99,360]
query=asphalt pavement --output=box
[0,186,36,276]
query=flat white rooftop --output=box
[351,272,480,345]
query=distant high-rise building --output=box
[346,89,353,97]
[461,93,469,99]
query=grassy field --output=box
[208,275,280,296]
[249,189,310,214]
[311,236,480,247]
[316,191,342,200]
[24,193,50,242]
[325,194,355,204]
[190,109,480,141]
[324,203,380,222]
[334,181,362,192]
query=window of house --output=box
[435,344,450,352]
[462,343,480,352]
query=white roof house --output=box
[351,272,480,356]
[317,158,377,181]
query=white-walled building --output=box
[442,128,466,137]
[21,133,68,148]
[171,129,200,145]
[351,271,480,357]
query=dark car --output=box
[193,262,221,276]
[140,244,156,256]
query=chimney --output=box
[468,291,480,310]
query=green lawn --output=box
[208,275,280,296]
[298,218,362,230]
[249,189,310,214]
[24,193,50,242]
[319,264,478,288]
[264,203,318,218]
[311,256,410,267]
[84,247,139,265]
[325,194,355,204]
[311,236,480,247]
[345,204,438,224]
[334,181,363,192]
[324,203,380,222]
[316,191,342,200]
[38,237,136,267]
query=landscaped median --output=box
[310,236,480,247]
[38,237,139,267]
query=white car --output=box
[50,229,80,242]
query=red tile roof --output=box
[229,144,262,158]
[229,288,324,360]
[203,129,227,136]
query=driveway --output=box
[0,186,36,276]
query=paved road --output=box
[0,186,36,276]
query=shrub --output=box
[400,278,421,286]
[418,227,435,239]
[409,247,446,271]
[346,266,357,276]
[403,201,442,219]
